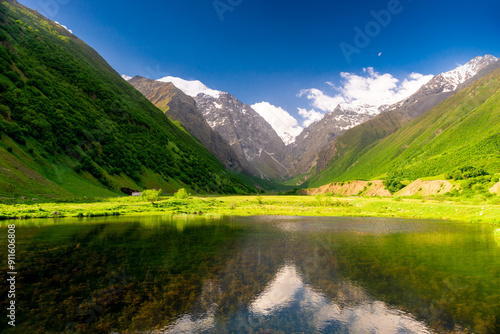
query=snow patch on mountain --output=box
[281,132,295,145]
[436,55,498,91]
[337,102,390,117]
[157,76,221,98]
[121,74,132,81]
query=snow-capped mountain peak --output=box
[337,102,389,117]
[438,55,498,92]
[281,132,295,145]
[157,76,221,98]
[121,74,132,81]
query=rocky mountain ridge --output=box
[127,76,250,173]
[193,91,288,180]
[151,76,289,180]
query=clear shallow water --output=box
[1,215,499,333]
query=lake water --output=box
[1,215,499,333]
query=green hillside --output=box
[308,68,500,186]
[0,0,254,198]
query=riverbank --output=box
[1,195,500,225]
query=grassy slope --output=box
[0,0,254,197]
[309,68,500,186]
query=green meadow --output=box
[1,194,500,225]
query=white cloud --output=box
[326,81,335,88]
[299,68,434,118]
[298,108,324,127]
[251,102,303,141]
[378,52,382,56]
[298,88,346,112]
[55,21,73,34]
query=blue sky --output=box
[18,0,500,135]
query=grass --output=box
[418,174,449,181]
[1,195,500,225]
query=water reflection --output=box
[250,264,303,316]
[1,216,499,333]
[166,262,432,333]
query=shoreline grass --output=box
[1,195,500,225]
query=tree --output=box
[173,188,190,199]
[383,172,405,194]
[141,189,163,202]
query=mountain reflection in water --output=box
[166,262,431,333]
[2,215,499,334]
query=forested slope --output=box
[0,0,254,197]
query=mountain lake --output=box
[1,215,499,333]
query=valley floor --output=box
[1,195,500,225]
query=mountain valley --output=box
[125,55,500,191]
[1,0,499,198]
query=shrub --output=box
[329,199,351,207]
[472,184,485,192]
[173,188,190,200]
[383,171,405,194]
[0,105,10,119]
[447,189,460,197]
[141,189,163,202]
[383,177,405,194]
[447,166,489,180]
[284,188,299,195]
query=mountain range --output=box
[1,0,499,198]
[126,76,248,173]
[127,75,289,181]
[310,65,500,186]
[308,55,500,186]
[125,55,499,187]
